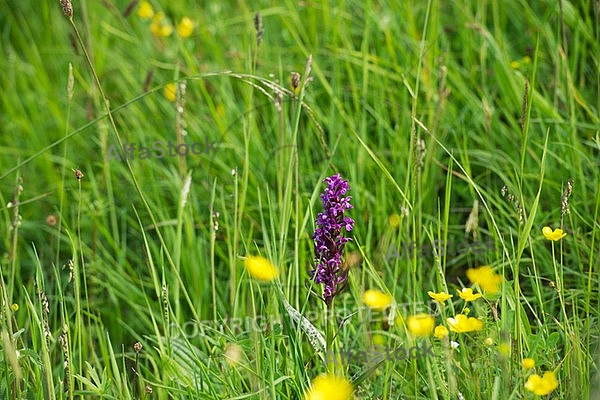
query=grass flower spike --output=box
[428,291,453,304]
[304,374,353,400]
[311,174,354,305]
[525,371,558,395]
[542,226,566,241]
[243,255,278,282]
[362,289,393,310]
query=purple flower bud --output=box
[311,173,354,305]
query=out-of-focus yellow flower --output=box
[304,374,353,400]
[177,17,194,38]
[467,265,503,294]
[457,288,482,302]
[388,214,401,228]
[463,307,470,315]
[510,56,532,69]
[542,226,566,241]
[243,255,278,282]
[522,358,535,369]
[525,371,558,396]
[362,289,393,311]
[446,314,484,333]
[11,303,19,312]
[372,334,386,346]
[150,12,173,37]
[484,337,494,346]
[498,341,511,355]
[164,83,177,102]
[433,325,448,339]
[428,291,453,304]
[407,314,435,337]
[137,1,154,19]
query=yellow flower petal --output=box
[446,314,484,333]
[362,289,393,310]
[542,226,567,241]
[428,291,453,304]
[525,371,558,395]
[177,17,194,38]
[304,374,354,400]
[466,266,503,294]
[522,358,535,369]
[137,1,154,19]
[164,83,177,102]
[498,341,511,355]
[433,325,448,339]
[407,314,435,337]
[243,255,278,282]
[388,214,401,228]
[150,12,173,37]
[457,288,482,302]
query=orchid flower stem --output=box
[326,302,337,375]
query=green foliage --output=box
[0,0,598,398]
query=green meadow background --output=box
[0,0,598,398]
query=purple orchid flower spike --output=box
[311,173,354,306]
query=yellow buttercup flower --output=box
[433,325,449,339]
[164,83,177,102]
[362,289,393,310]
[446,314,484,333]
[542,226,566,241]
[525,371,558,396]
[428,291,453,304]
[522,358,535,369]
[388,214,401,228]
[466,266,503,294]
[177,17,194,38]
[304,374,354,400]
[407,314,435,337]
[150,12,173,37]
[510,56,532,69]
[137,1,154,19]
[11,303,19,312]
[243,255,278,282]
[509,60,521,69]
[498,341,511,355]
[457,288,482,302]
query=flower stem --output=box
[326,302,337,375]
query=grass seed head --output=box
[60,0,73,18]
